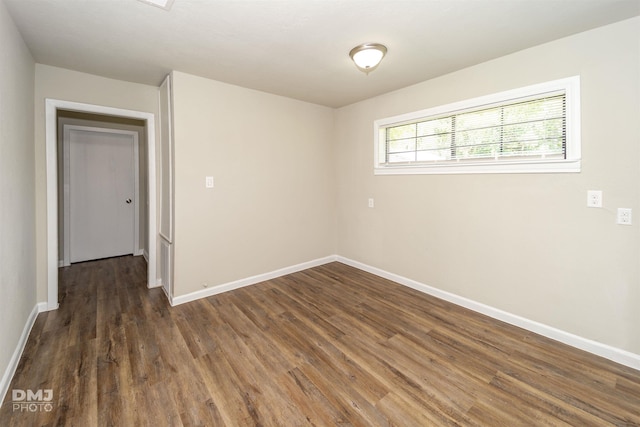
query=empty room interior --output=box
[1,0,639,425]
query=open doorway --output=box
[45,99,158,311]
[57,111,147,266]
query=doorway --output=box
[45,99,158,310]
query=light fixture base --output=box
[137,0,175,11]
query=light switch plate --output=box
[205,176,214,188]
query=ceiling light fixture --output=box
[349,43,387,75]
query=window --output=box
[374,76,580,174]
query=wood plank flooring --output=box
[1,255,639,426]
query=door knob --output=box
[126,199,132,204]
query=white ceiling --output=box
[4,0,640,108]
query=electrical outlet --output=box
[587,190,602,208]
[617,208,632,225]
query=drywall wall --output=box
[334,17,640,354]
[171,71,336,295]
[0,0,36,400]
[34,64,160,302]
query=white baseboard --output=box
[162,285,173,306]
[0,303,45,408]
[336,256,640,371]
[171,255,337,306]
[142,250,149,263]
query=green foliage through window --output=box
[383,94,566,165]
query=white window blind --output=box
[374,76,580,174]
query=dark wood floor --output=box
[1,256,639,426]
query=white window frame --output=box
[374,76,581,175]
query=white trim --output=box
[0,304,44,408]
[162,284,173,306]
[336,256,640,370]
[45,99,157,310]
[45,102,59,310]
[374,76,581,175]
[373,158,581,175]
[158,76,175,301]
[158,75,174,244]
[159,236,173,301]
[171,256,337,306]
[62,125,140,265]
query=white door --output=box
[67,128,136,263]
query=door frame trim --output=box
[45,99,158,310]
[63,125,140,266]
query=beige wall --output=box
[171,71,335,295]
[34,65,160,301]
[0,0,36,394]
[334,17,640,354]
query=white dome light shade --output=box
[349,43,387,74]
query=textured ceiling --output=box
[4,0,640,107]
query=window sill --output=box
[374,158,581,175]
